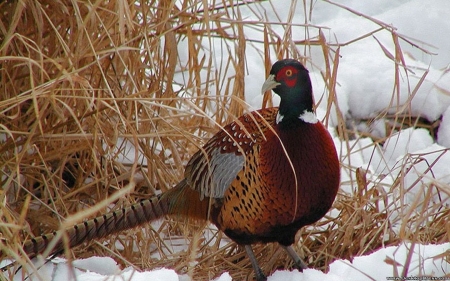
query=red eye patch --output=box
[276,66,298,88]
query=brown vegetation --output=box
[1,1,448,280]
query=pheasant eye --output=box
[285,69,293,77]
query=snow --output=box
[438,106,450,147]
[5,0,450,280]
[328,243,450,281]
[6,242,448,280]
[381,128,434,172]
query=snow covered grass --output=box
[1,0,449,280]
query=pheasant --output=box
[11,59,340,281]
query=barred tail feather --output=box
[22,183,176,259]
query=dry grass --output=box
[1,0,449,280]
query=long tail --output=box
[19,179,209,259]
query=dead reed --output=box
[1,0,448,280]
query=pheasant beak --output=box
[261,74,280,95]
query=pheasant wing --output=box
[184,108,277,199]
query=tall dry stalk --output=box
[1,1,448,280]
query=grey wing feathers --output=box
[184,109,277,201]
[186,146,245,199]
